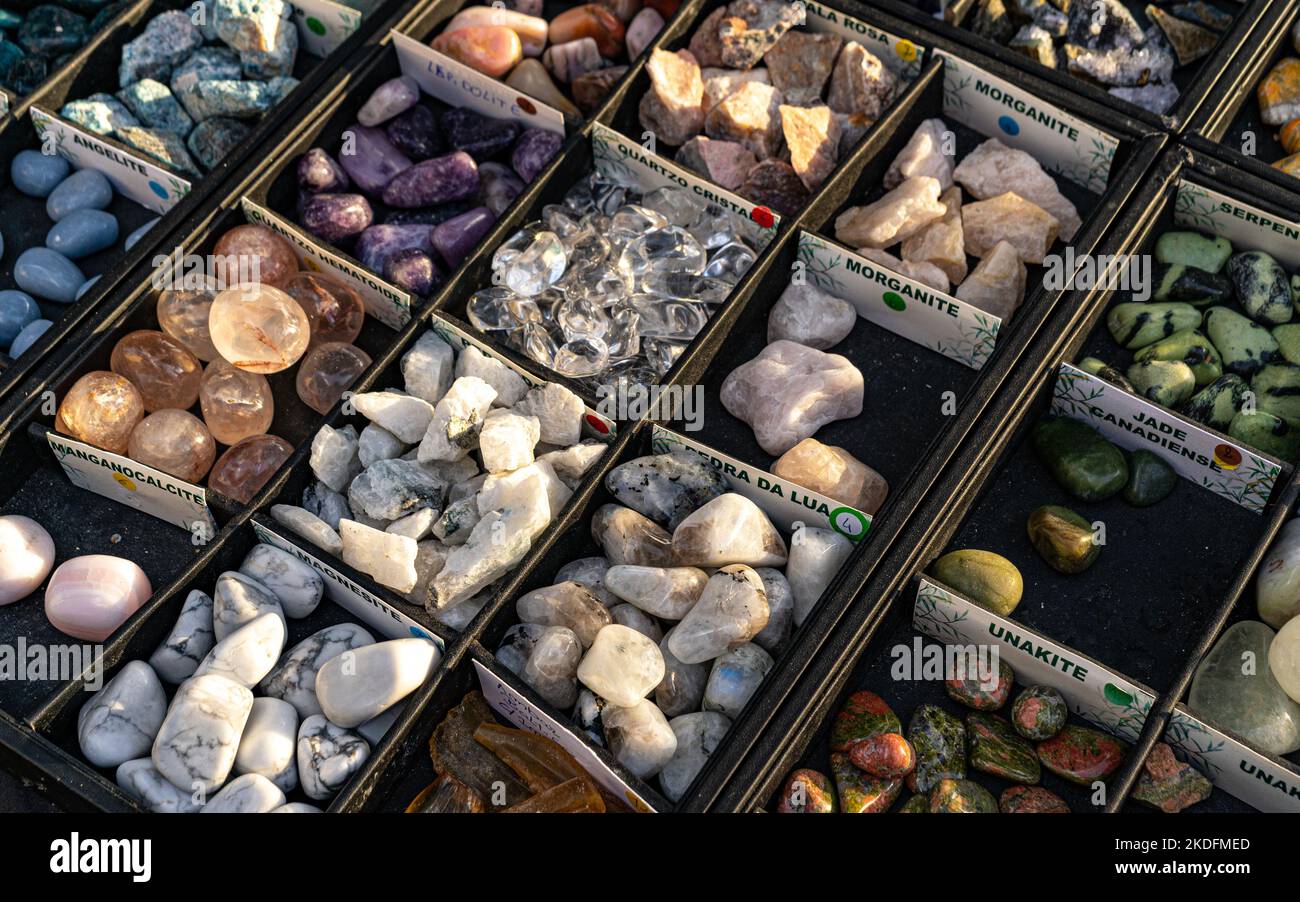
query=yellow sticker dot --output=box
[896,40,917,62]
[112,472,137,492]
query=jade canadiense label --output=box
[1051,362,1283,513]
[798,231,1000,369]
[240,197,412,329]
[391,31,566,136]
[1174,178,1300,269]
[1163,705,1300,813]
[428,314,617,439]
[251,519,443,647]
[914,578,1156,744]
[591,123,779,249]
[46,431,215,536]
[292,0,363,57]
[799,0,925,81]
[473,659,656,812]
[937,52,1118,194]
[649,424,871,541]
[29,107,192,214]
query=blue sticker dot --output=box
[409,626,431,639]
[149,180,168,199]
[998,116,1020,136]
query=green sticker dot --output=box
[306,16,326,35]
[883,291,905,311]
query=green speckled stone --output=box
[1134,328,1222,386]
[1205,307,1281,377]
[1131,743,1211,813]
[1152,262,1232,306]
[1078,356,1134,392]
[1154,231,1232,273]
[1036,725,1127,785]
[928,778,997,813]
[930,549,1023,616]
[945,658,1014,710]
[1000,784,1070,813]
[1126,359,1196,407]
[967,712,1041,784]
[1032,416,1129,501]
[1107,302,1202,350]
[1274,323,1300,365]
[1123,450,1177,506]
[828,690,900,752]
[1229,410,1300,461]
[776,768,836,813]
[830,752,901,813]
[1252,362,1300,421]
[898,794,929,813]
[1027,504,1099,573]
[907,704,966,793]
[1228,251,1294,325]
[1183,374,1249,430]
[1010,685,1067,740]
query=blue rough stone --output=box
[117,78,194,135]
[176,78,273,121]
[115,125,201,175]
[60,93,141,136]
[123,217,159,251]
[14,247,85,303]
[0,290,41,345]
[119,10,204,86]
[238,15,296,79]
[18,6,88,57]
[11,149,69,197]
[46,168,113,221]
[169,47,242,95]
[75,274,101,300]
[187,116,251,169]
[264,74,298,104]
[46,208,119,258]
[8,318,53,357]
[4,54,46,93]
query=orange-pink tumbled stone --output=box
[295,342,372,414]
[56,371,145,454]
[128,409,217,483]
[198,359,275,445]
[110,329,203,412]
[44,555,152,641]
[209,283,311,374]
[208,434,294,504]
[283,272,367,345]
[157,280,220,361]
[431,25,524,78]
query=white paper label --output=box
[241,198,412,329]
[800,0,925,81]
[1174,178,1300,270]
[1164,705,1300,813]
[29,107,192,214]
[473,659,656,812]
[1052,362,1282,513]
[392,31,566,135]
[251,520,442,647]
[797,232,1000,370]
[650,424,870,541]
[293,0,363,56]
[46,432,215,536]
[938,53,1118,194]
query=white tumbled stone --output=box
[316,637,441,728]
[603,697,677,779]
[702,642,774,717]
[202,772,286,813]
[605,565,708,619]
[116,758,203,813]
[235,696,299,793]
[239,543,324,619]
[148,589,215,684]
[212,571,285,642]
[660,710,730,802]
[195,611,286,688]
[78,660,167,768]
[671,493,788,568]
[297,714,369,801]
[577,624,665,706]
[260,623,375,719]
[152,673,254,795]
[668,564,770,664]
[787,526,854,626]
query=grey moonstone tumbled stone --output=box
[497,622,547,676]
[576,624,666,707]
[604,451,730,529]
[786,526,854,627]
[656,626,708,717]
[520,625,582,709]
[751,567,794,654]
[78,661,168,769]
[604,564,709,620]
[603,698,677,779]
[670,493,788,569]
[516,581,613,647]
[702,643,774,718]
[667,564,770,665]
[660,711,731,802]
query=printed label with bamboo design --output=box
[1174,178,1300,270]
[1163,705,1300,813]
[799,0,925,82]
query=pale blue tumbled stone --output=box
[14,248,86,303]
[46,209,119,259]
[11,150,70,197]
[76,275,102,301]
[0,290,40,345]
[124,217,160,252]
[46,169,114,222]
[8,319,52,358]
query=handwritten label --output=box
[1164,705,1300,813]
[293,0,363,56]
[1174,178,1300,270]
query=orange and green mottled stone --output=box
[967,712,1041,784]
[776,768,836,813]
[830,753,902,813]
[907,704,966,793]
[999,785,1070,813]
[829,690,901,751]
[1131,743,1212,813]
[848,732,916,779]
[898,794,929,813]
[928,778,996,813]
[1036,725,1126,785]
[1011,685,1067,740]
[945,658,1014,711]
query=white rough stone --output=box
[387,507,438,540]
[339,519,419,593]
[885,118,954,191]
[401,330,455,404]
[454,345,528,407]
[953,138,1081,239]
[417,376,498,462]
[538,442,607,485]
[358,423,406,468]
[309,424,361,493]
[478,459,570,521]
[577,624,666,706]
[513,382,585,446]
[766,282,857,350]
[479,409,541,473]
[352,390,436,444]
[834,176,946,249]
[270,504,343,556]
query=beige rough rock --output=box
[763,30,842,105]
[827,41,897,119]
[772,438,889,515]
[961,191,1059,264]
[953,138,1081,239]
[835,111,874,158]
[955,239,1026,321]
[702,67,770,113]
[885,118,954,191]
[781,104,840,191]
[766,282,857,349]
[639,49,705,146]
[860,248,950,294]
[834,176,946,249]
[706,80,785,160]
[675,135,758,191]
[901,186,967,285]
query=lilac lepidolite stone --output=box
[338,125,412,195]
[512,128,563,182]
[298,148,350,193]
[441,107,521,160]
[383,248,443,296]
[432,207,496,269]
[382,151,480,208]
[355,224,436,273]
[386,105,445,160]
[301,193,374,242]
[357,76,421,127]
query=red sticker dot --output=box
[750,207,775,229]
[586,414,610,434]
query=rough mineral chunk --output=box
[885,119,954,191]
[701,67,770,113]
[834,176,946,249]
[454,346,528,407]
[962,192,1060,264]
[717,0,805,69]
[955,239,1027,321]
[901,186,967,285]
[953,138,1081,239]
[479,409,541,473]
[740,159,809,216]
[417,376,499,462]
[781,104,840,192]
[512,383,584,446]
[827,41,897,119]
[309,424,361,493]
[772,437,888,514]
[351,391,436,444]
[676,136,758,192]
[766,282,856,350]
[639,48,705,146]
[401,331,455,404]
[763,30,841,105]
[705,81,784,160]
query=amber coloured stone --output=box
[128,409,216,483]
[198,359,275,445]
[211,224,299,289]
[57,371,145,454]
[110,329,203,412]
[207,434,293,503]
[283,271,367,346]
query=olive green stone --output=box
[1027,504,1099,573]
[967,712,1042,784]
[1126,359,1196,407]
[1183,374,1249,430]
[1123,449,1177,506]
[1205,307,1280,377]
[1078,356,1134,392]
[1228,251,1294,326]
[1133,328,1222,386]
[908,705,966,793]
[928,778,997,813]
[1152,263,1232,306]
[931,549,1023,616]
[1032,416,1129,501]
[898,794,929,813]
[1273,323,1300,365]
[1106,302,1202,350]
[1253,362,1300,421]
[1291,273,1300,309]
[1155,231,1232,273]
[1229,410,1300,461]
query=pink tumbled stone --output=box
[208,434,294,504]
[44,555,152,641]
[0,515,56,606]
[209,283,311,374]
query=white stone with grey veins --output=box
[612,603,663,641]
[235,696,298,792]
[348,458,448,522]
[418,376,498,462]
[271,504,343,556]
[260,623,375,719]
[671,493,788,568]
[497,622,547,675]
[522,626,583,709]
[78,660,168,768]
[605,564,709,619]
[657,625,708,716]
[212,571,286,642]
[455,345,528,407]
[303,481,351,530]
[513,382,584,446]
[316,637,441,728]
[309,424,361,493]
[297,715,370,801]
[786,526,854,627]
[479,409,541,473]
[195,611,287,688]
[603,697,677,779]
[577,624,666,706]
[516,581,613,647]
[401,330,455,404]
[668,564,770,664]
[149,589,216,684]
[152,673,254,795]
[752,567,794,654]
[239,543,324,619]
[766,282,857,351]
[116,758,203,813]
[351,390,436,444]
[358,423,406,468]
[339,518,420,593]
[703,642,774,717]
[555,556,618,606]
[605,451,730,529]
[661,711,731,802]
[592,504,674,566]
[202,772,286,813]
[272,802,323,812]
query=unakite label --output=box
[1164,705,1300,813]
[1052,362,1282,513]
[800,0,925,81]
[798,231,999,370]
[241,198,412,329]
[293,0,363,56]
[650,424,870,541]
[1174,178,1300,270]
[30,107,192,214]
[938,52,1118,194]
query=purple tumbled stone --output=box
[386,105,445,161]
[384,201,475,226]
[440,107,522,160]
[357,76,421,127]
[432,206,496,269]
[301,193,374,243]
[338,124,412,196]
[511,128,563,183]
[383,248,444,296]
[298,148,350,193]
[478,162,525,217]
[355,224,436,273]
[381,151,480,209]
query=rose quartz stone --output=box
[110,329,204,412]
[283,272,366,346]
[45,555,152,641]
[211,225,299,289]
[128,409,217,483]
[431,26,523,78]
[295,342,372,414]
[157,281,220,361]
[208,434,294,504]
[209,283,311,374]
[0,515,56,605]
[198,360,275,445]
[56,371,145,455]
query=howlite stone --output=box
[1252,362,1300,421]
[898,794,929,813]
[187,117,252,171]
[1036,725,1125,785]
[1126,359,1195,407]
[967,712,1041,784]
[14,247,85,303]
[1230,410,1300,460]
[930,549,1022,617]
[18,6,87,56]
[441,107,521,160]
[8,319,52,357]
[1151,263,1231,306]
[1134,328,1222,387]
[511,127,562,182]
[1229,251,1294,325]
[1077,356,1134,392]
[945,658,1014,710]
[907,704,965,793]
[10,149,69,197]
[829,690,900,751]
[1206,306,1280,377]
[0,290,40,346]
[45,208,118,259]
[1027,504,1099,574]
[1032,416,1129,502]
[1131,742,1211,813]
[1000,785,1069,813]
[1123,450,1177,507]
[386,104,445,161]
[381,151,480,208]
[1154,231,1232,273]
[928,778,996,813]
[1106,302,1201,350]
[1183,374,1248,430]
[775,768,836,813]
[829,752,900,813]
[1010,685,1067,741]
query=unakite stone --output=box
[1184,374,1249,430]
[907,705,966,793]
[776,768,836,813]
[1274,323,1300,364]
[1151,263,1231,306]
[930,549,1022,617]
[1027,504,1099,573]
[967,712,1041,784]
[1077,356,1134,391]
[1189,621,1300,756]
[928,778,996,813]
[898,794,929,813]
[1131,742,1211,813]
[945,658,1013,710]
[1205,307,1280,377]
[1010,685,1067,740]
[1230,410,1300,461]
[848,732,915,778]
[1036,725,1126,785]
[829,752,900,814]
[1154,231,1232,273]
[1252,362,1300,421]
[829,689,900,751]
[1126,359,1195,407]
[1134,329,1222,386]
[1032,416,1129,502]
[1123,450,1177,507]
[1106,302,1201,350]
[1000,784,1069,813]
[1229,251,1294,325]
